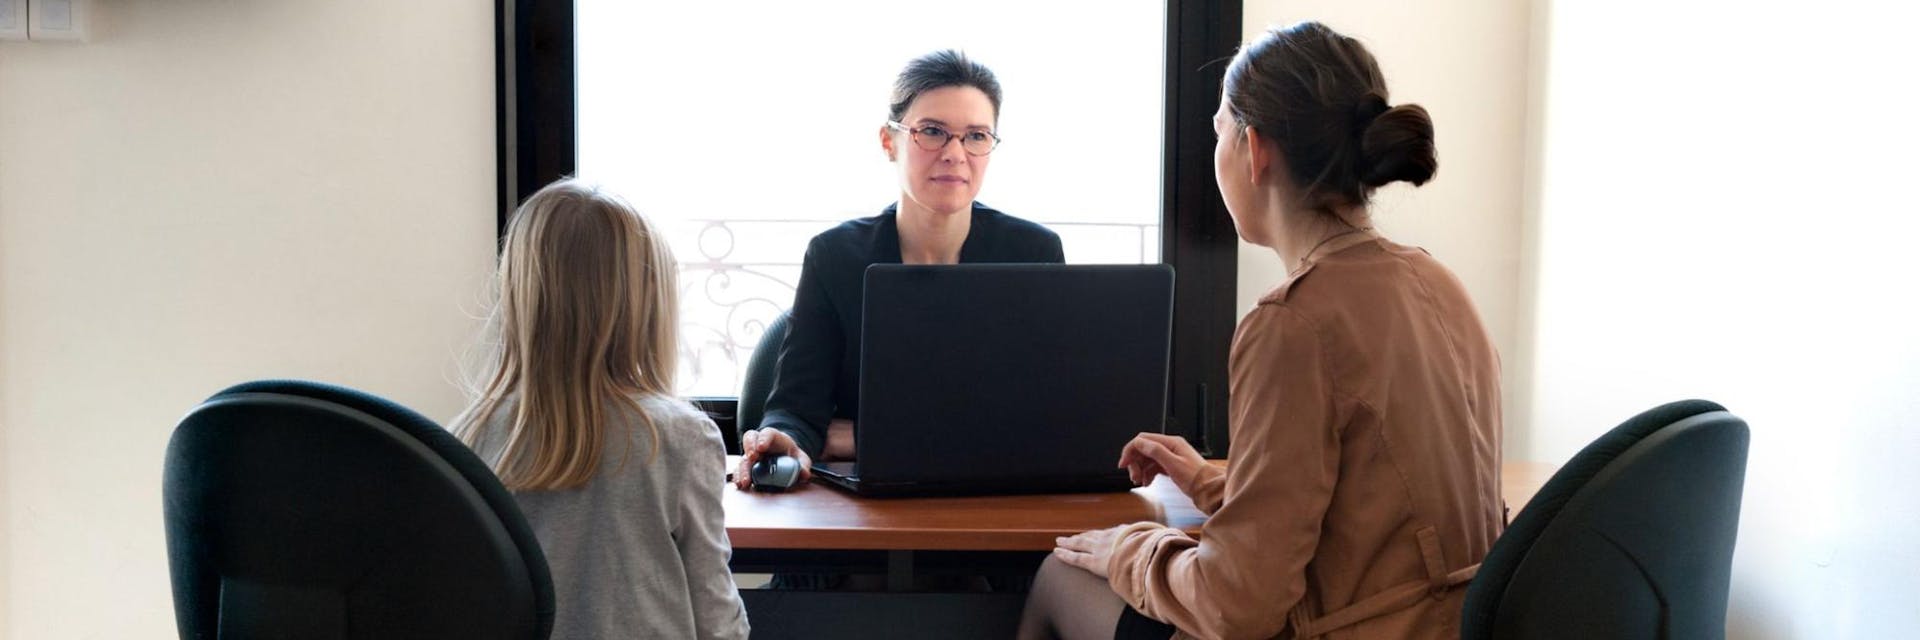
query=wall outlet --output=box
[0,0,29,41]
[27,0,88,42]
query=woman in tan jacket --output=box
[1018,21,1504,640]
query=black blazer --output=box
[758,202,1065,458]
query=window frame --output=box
[495,0,1241,455]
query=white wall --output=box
[1528,0,1920,636]
[0,2,495,638]
[1236,1,1535,454]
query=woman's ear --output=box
[1243,125,1276,185]
[879,125,898,162]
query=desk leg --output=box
[887,550,914,591]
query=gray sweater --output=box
[471,395,749,640]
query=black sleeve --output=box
[1041,230,1066,263]
[1016,220,1066,263]
[756,239,837,460]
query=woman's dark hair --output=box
[889,49,1003,123]
[1224,21,1437,211]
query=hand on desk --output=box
[735,428,813,491]
[1050,434,1208,578]
[1119,433,1209,497]
[735,420,857,490]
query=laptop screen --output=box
[853,264,1174,485]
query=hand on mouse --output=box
[735,428,812,491]
[1117,433,1208,496]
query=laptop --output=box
[813,264,1175,497]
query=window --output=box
[576,1,1164,397]
[498,0,1241,452]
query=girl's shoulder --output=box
[621,394,725,451]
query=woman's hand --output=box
[1052,525,1127,578]
[1118,433,1208,496]
[734,428,813,490]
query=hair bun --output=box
[1359,103,1437,187]
[1352,94,1390,129]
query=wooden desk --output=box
[725,458,1555,550]
[723,462,1205,551]
[723,458,1557,639]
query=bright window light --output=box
[578,0,1166,396]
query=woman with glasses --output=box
[734,49,1064,490]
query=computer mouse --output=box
[750,455,802,492]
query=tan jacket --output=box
[1109,233,1504,640]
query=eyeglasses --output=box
[887,121,1001,156]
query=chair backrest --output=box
[736,309,792,442]
[1461,399,1750,639]
[163,380,554,640]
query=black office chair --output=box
[736,309,792,443]
[1460,399,1750,639]
[162,380,554,639]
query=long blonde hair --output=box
[451,178,680,491]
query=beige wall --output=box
[1235,1,1535,456]
[0,2,495,637]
